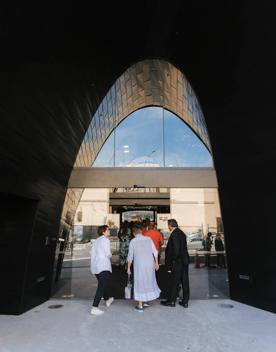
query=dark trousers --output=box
[217,253,225,267]
[158,253,161,263]
[170,263,189,304]
[93,271,110,307]
[205,251,211,267]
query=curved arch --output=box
[61,59,212,227]
[75,59,211,168]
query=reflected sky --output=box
[93,107,213,167]
[115,107,163,167]
[93,131,115,166]
[164,110,213,167]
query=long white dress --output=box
[127,234,161,301]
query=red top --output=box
[144,229,164,253]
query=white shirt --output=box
[90,236,112,274]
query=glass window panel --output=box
[164,110,213,167]
[92,131,115,167]
[115,107,164,167]
[92,107,213,168]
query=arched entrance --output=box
[54,61,228,300]
[60,59,212,233]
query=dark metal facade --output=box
[1,2,276,315]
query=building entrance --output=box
[53,187,229,302]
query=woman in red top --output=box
[144,223,164,263]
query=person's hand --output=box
[127,268,131,275]
[155,262,159,271]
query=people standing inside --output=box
[161,219,190,308]
[68,231,75,256]
[144,222,164,263]
[127,224,160,312]
[90,225,114,315]
[141,219,148,234]
[118,220,131,269]
[202,232,213,268]
[215,233,226,268]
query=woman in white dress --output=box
[127,223,161,312]
[90,225,114,315]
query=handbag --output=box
[124,274,132,299]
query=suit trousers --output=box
[170,263,189,304]
[93,271,110,307]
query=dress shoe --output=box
[160,300,170,304]
[179,300,188,308]
[161,301,176,307]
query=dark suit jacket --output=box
[215,238,224,251]
[165,227,190,269]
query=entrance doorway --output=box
[53,187,229,301]
[55,83,231,301]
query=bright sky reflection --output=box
[93,107,213,167]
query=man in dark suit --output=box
[161,219,190,308]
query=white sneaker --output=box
[105,297,114,307]
[90,307,104,315]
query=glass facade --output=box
[54,186,228,302]
[93,107,213,167]
[55,60,227,305]
[60,59,212,237]
[164,109,213,167]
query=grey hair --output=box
[168,219,178,228]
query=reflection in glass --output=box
[92,107,213,168]
[164,110,213,167]
[93,131,115,167]
[115,107,163,167]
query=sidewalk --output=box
[1,299,276,352]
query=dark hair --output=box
[97,225,109,236]
[168,219,178,228]
[145,218,151,225]
[132,223,142,234]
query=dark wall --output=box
[0,1,276,313]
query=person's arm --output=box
[118,231,122,241]
[159,232,164,246]
[154,256,159,271]
[127,261,132,275]
[165,236,173,270]
[150,239,159,271]
[104,238,112,258]
[171,232,180,261]
[127,241,134,275]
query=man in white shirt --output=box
[90,225,114,315]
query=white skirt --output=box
[133,266,161,301]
